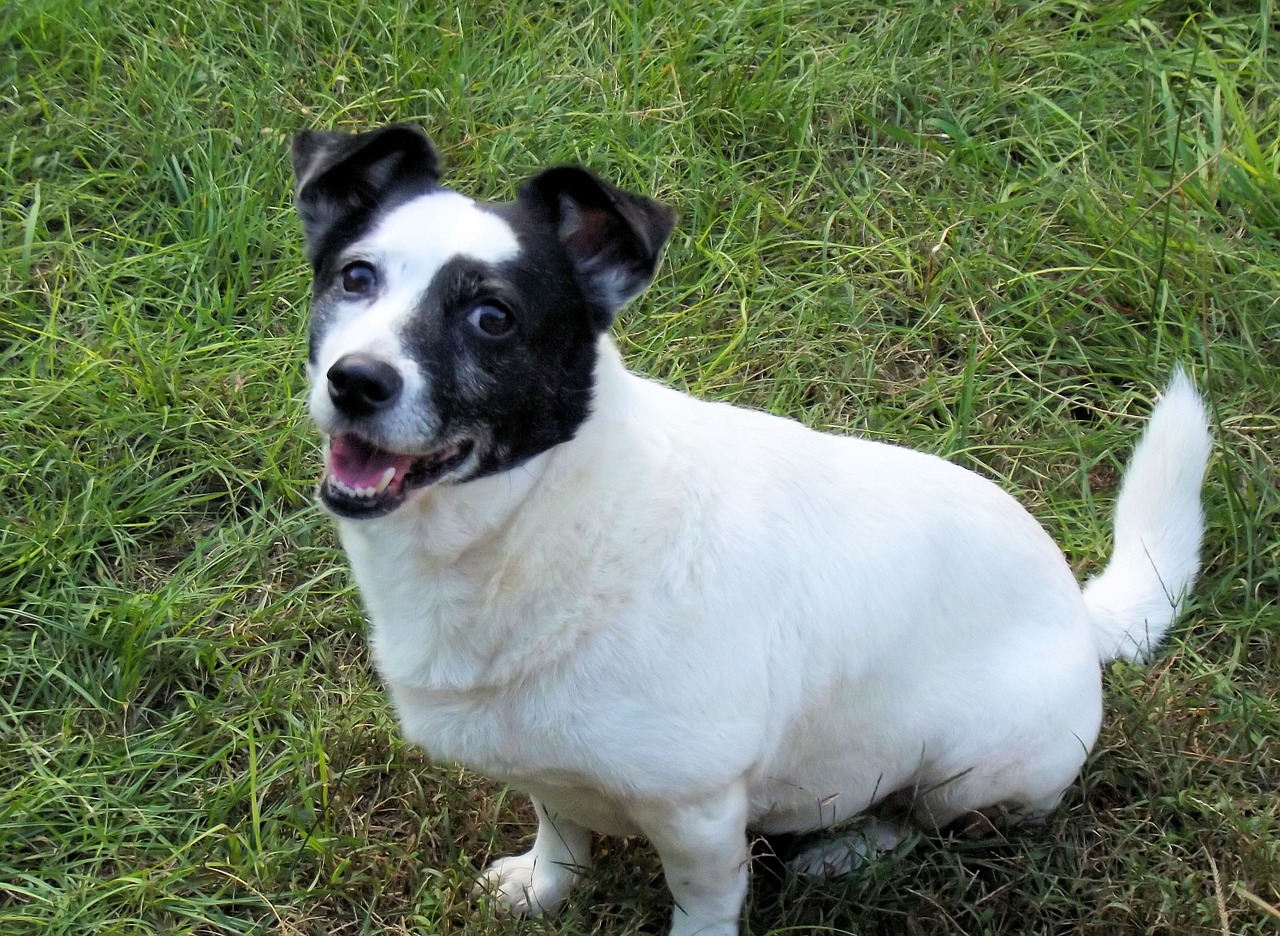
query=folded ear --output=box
[291,125,441,262]
[519,166,676,325]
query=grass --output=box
[2,0,1278,933]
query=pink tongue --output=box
[328,434,417,489]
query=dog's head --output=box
[291,125,676,520]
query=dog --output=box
[290,124,1211,936]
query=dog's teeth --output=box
[329,475,386,499]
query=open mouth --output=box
[320,432,474,519]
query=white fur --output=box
[1084,369,1211,661]
[334,341,1210,936]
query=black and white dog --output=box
[290,125,1211,936]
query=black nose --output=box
[327,353,403,418]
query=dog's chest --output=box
[384,677,601,786]
[389,679,641,834]
[342,524,639,783]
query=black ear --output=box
[291,125,441,263]
[519,166,676,323]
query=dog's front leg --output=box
[476,796,591,916]
[636,782,750,936]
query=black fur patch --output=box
[396,220,600,480]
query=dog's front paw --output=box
[474,852,578,916]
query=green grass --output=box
[2,0,1278,933]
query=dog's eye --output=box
[466,303,514,338]
[340,262,377,295]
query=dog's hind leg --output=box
[475,797,591,916]
[786,817,908,878]
[910,762,1075,834]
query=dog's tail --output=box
[1084,369,1212,663]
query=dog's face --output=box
[291,126,675,519]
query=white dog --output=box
[290,124,1211,936]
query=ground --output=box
[2,1,1278,933]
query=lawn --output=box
[2,0,1278,933]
